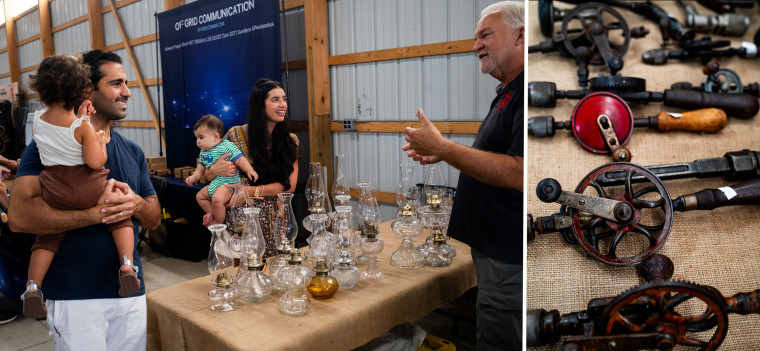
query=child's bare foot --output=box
[203,212,215,226]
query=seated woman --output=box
[205,78,299,258]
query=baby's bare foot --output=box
[203,212,215,226]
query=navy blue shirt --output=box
[447,72,524,264]
[17,129,155,300]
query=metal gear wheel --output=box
[602,279,729,351]
[570,162,672,265]
[589,76,647,92]
[704,69,743,94]
[561,2,631,65]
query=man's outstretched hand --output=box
[403,108,445,165]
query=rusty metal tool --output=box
[596,149,760,186]
[671,177,760,211]
[642,38,757,65]
[530,162,760,265]
[533,163,673,266]
[529,91,727,162]
[670,60,760,96]
[528,275,760,350]
[528,77,759,119]
[554,0,694,43]
[679,0,750,36]
[530,109,727,137]
[529,2,649,87]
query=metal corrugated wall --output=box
[101,1,164,157]
[0,26,6,48]
[328,0,497,216]
[15,9,39,40]
[51,0,88,27]
[0,25,7,87]
[102,1,162,47]
[51,0,90,54]
[53,22,92,55]
[281,7,308,183]
[0,53,7,74]
[14,8,41,100]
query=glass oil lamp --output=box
[207,224,234,285]
[235,207,265,281]
[236,208,273,302]
[270,193,299,290]
[268,252,288,291]
[425,221,456,267]
[307,260,339,299]
[359,231,384,280]
[417,164,445,256]
[332,154,351,207]
[333,206,355,264]
[355,182,381,263]
[274,250,312,316]
[306,213,334,270]
[229,186,251,234]
[391,162,424,269]
[330,206,360,289]
[304,162,331,236]
[416,165,456,267]
[330,251,360,290]
[305,162,329,214]
[237,254,272,303]
[209,272,238,312]
[227,186,252,261]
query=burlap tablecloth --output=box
[146,220,475,351]
[527,1,760,350]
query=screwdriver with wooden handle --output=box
[528,108,727,137]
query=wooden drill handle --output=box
[664,90,759,119]
[692,177,760,210]
[726,289,760,315]
[656,108,727,132]
[674,177,760,211]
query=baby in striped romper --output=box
[185,114,258,225]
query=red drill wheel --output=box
[571,92,633,154]
[571,163,672,266]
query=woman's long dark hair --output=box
[247,78,298,190]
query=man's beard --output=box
[479,50,506,75]
[92,92,127,120]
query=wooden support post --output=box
[304,0,333,184]
[105,0,165,148]
[38,0,54,57]
[88,0,104,49]
[163,0,184,11]
[3,2,19,85]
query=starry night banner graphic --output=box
[157,0,281,169]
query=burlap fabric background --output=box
[527,1,760,350]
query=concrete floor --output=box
[0,243,475,351]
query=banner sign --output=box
[157,0,281,168]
